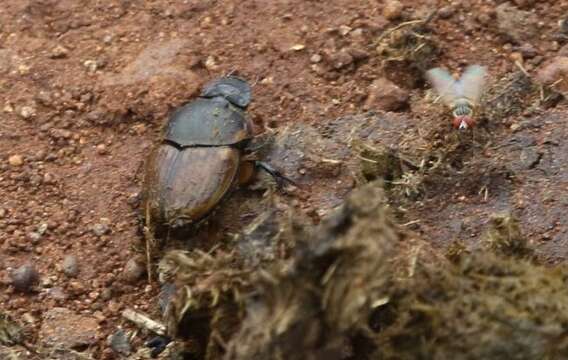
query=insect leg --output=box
[255,161,297,188]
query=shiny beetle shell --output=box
[164,97,251,146]
[142,76,253,231]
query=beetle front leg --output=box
[240,154,297,188]
[255,161,297,188]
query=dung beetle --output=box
[142,76,292,236]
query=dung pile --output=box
[225,182,402,360]
[161,182,568,360]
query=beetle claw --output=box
[255,161,297,188]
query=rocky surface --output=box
[39,307,100,349]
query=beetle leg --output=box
[255,161,297,188]
[146,335,172,358]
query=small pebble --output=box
[84,60,98,72]
[438,6,454,19]
[310,54,322,63]
[47,287,67,300]
[103,34,114,44]
[383,0,404,21]
[510,52,524,65]
[96,144,107,155]
[62,255,79,277]
[518,43,538,59]
[11,264,39,292]
[50,45,69,59]
[19,106,35,119]
[338,25,352,36]
[100,288,112,301]
[122,258,145,284]
[92,223,110,236]
[37,223,48,235]
[8,155,24,166]
[27,232,42,244]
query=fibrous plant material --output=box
[159,179,568,360]
[483,213,533,259]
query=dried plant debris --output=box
[376,13,441,88]
[225,182,402,360]
[482,213,533,259]
[0,313,23,347]
[353,140,427,200]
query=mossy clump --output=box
[161,182,568,360]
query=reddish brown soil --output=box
[1,0,567,358]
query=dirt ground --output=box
[1,0,568,359]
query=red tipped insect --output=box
[426,65,487,130]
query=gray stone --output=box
[10,264,39,292]
[108,329,131,356]
[62,255,79,278]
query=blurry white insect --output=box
[426,65,487,130]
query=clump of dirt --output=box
[482,70,539,126]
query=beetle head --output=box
[201,76,252,108]
[452,115,476,130]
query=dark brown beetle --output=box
[142,76,290,235]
